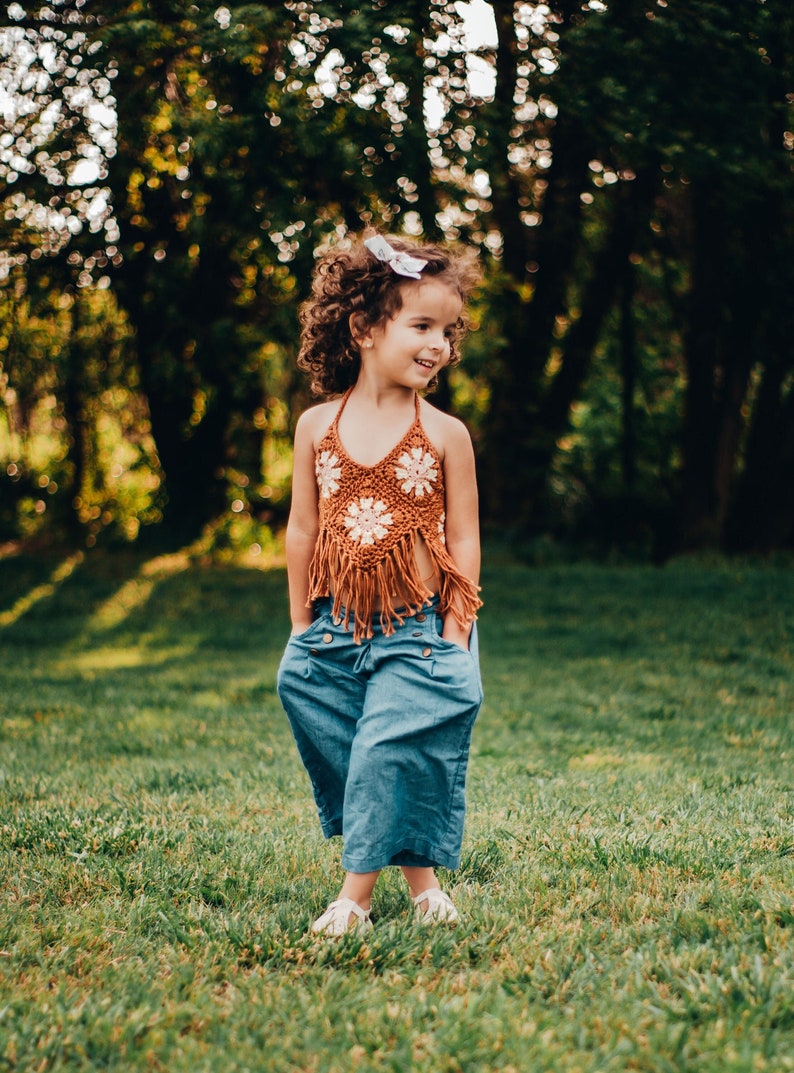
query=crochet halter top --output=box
[307,390,482,642]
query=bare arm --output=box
[285,410,321,633]
[440,416,481,649]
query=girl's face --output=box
[358,279,463,391]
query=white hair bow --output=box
[363,235,428,279]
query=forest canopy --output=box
[1,0,793,557]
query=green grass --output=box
[1,549,793,1072]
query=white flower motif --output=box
[344,497,393,545]
[395,448,438,497]
[316,450,342,499]
[438,511,446,545]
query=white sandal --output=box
[412,888,460,925]
[310,898,373,937]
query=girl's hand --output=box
[442,620,472,651]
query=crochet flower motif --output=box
[316,451,342,499]
[344,497,393,545]
[438,511,447,546]
[395,448,438,497]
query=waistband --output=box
[314,593,441,629]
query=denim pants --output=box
[277,597,483,873]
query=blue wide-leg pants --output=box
[277,597,483,873]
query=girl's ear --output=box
[349,313,371,350]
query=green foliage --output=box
[1,1,793,551]
[549,249,687,558]
[1,554,793,1070]
[0,274,161,545]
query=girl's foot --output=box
[412,888,460,925]
[310,898,373,937]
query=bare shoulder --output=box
[295,397,343,448]
[418,398,474,459]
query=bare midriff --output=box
[329,532,439,614]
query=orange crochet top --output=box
[307,390,482,642]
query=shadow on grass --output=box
[0,548,291,660]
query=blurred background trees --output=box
[2,0,792,556]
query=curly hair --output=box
[297,231,480,397]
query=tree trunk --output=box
[619,261,637,492]
[729,361,794,550]
[479,105,593,524]
[117,232,235,545]
[678,183,768,550]
[482,163,655,531]
[678,185,724,548]
[61,296,92,539]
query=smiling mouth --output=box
[414,359,435,370]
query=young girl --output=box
[277,232,483,937]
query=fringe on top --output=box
[307,391,482,643]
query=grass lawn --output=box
[1,548,793,1072]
